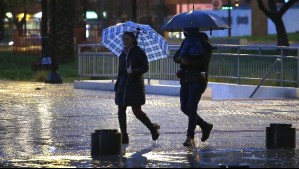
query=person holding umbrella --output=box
[114,31,160,144]
[174,28,214,147]
[102,21,169,145]
[161,9,229,147]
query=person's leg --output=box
[181,84,208,131]
[181,84,195,146]
[180,83,198,146]
[194,83,213,142]
[132,106,160,141]
[118,106,129,144]
[180,84,189,116]
[185,83,202,139]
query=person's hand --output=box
[201,72,207,82]
[176,69,184,78]
[181,57,190,65]
[127,65,132,74]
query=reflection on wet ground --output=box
[0,81,298,168]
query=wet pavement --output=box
[0,80,298,168]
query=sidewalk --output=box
[0,81,298,168]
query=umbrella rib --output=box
[102,21,169,62]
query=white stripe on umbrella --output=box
[102,21,169,62]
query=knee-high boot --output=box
[118,111,129,144]
[136,115,160,141]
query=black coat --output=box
[173,39,213,85]
[115,46,149,106]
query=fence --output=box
[13,29,42,55]
[12,28,100,55]
[78,44,299,88]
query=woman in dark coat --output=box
[115,31,160,144]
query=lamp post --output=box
[45,0,62,84]
[132,0,137,22]
[228,0,231,37]
[41,0,48,57]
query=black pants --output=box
[118,105,154,134]
[180,82,207,138]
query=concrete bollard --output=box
[91,129,122,157]
[266,123,296,149]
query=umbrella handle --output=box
[136,28,141,39]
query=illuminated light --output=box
[34,12,42,19]
[181,32,186,39]
[235,0,239,7]
[103,11,107,18]
[17,13,32,21]
[6,12,13,18]
[8,41,14,46]
[86,11,98,19]
[86,25,90,38]
[222,6,233,10]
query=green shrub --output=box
[34,71,48,82]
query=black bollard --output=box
[266,123,296,149]
[219,164,250,168]
[91,129,122,157]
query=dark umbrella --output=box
[161,10,230,32]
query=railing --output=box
[12,28,100,55]
[78,44,299,87]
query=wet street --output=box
[0,80,298,168]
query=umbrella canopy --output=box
[102,21,169,62]
[161,10,230,32]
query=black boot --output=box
[122,133,129,144]
[196,116,213,142]
[200,123,213,142]
[137,115,160,141]
[151,123,160,141]
[118,111,129,144]
[183,136,195,147]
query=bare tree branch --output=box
[279,0,299,16]
[268,0,278,13]
[257,0,273,19]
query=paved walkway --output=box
[0,81,298,168]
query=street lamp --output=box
[45,0,62,84]
[228,0,231,37]
[41,0,48,57]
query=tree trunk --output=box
[55,0,75,63]
[0,0,6,41]
[257,0,298,47]
[273,18,289,46]
[50,0,58,71]
[131,0,137,22]
[75,0,86,44]
[157,0,166,35]
[98,0,107,29]
[41,0,49,56]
